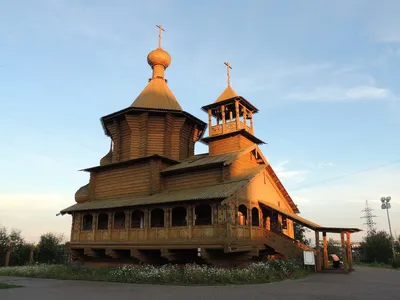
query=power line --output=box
[290,159,400,192]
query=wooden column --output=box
[249,112,254,133]
[221,105,226,133]
[208,109,212,135]
[187,205,192,239]
[5,248,12,267]
[29,246,35,264]
[243,106,247,129]
[235,101,240,129]
[323,232,328,269]
[346,232,353,271]
[315,231,321,271]
[340,232,348,269]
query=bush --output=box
[0,259,307,285]
[360,231,393,264]
[35,233,68,265]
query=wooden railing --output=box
[73,226,226,243]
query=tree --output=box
[360,230,393,264]
[294,222,310,245]
[36,233,67,264]
[327,238,341,256]
[0,227,31,266]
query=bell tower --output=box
[201,62,265,155]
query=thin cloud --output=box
[285,85,390,102]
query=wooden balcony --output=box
[210,121,253,136]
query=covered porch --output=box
[259,202,362,273]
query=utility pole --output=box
[381,196,396,264]
[361,200,377,234]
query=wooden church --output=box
[60,26,357,268]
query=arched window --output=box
[113,212,125,229]
[238,205,248,225]
[195,204,212,225]
[97,213,109,230]
[172,207,187,226]
[82,214,93,231]
[251,207,260,227]
[131,210,144,229]
[151,208,165,228]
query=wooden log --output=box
[340,232,348,269]
[346,232,353,271]
[323,232,328,269]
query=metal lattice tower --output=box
[361,200,377,233]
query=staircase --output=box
[264,230,315,259]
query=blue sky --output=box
[1,0,399,242]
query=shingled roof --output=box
[60,166,265,215]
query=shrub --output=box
[0,259,307,285]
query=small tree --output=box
[360,230,393,264]
[294,222,310,245]
[36,233,67,264]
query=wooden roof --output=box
[130,77,182,111]
[161,146,255,175]
[215,86,238,103]
[259,202,361,233]
[81,154,178,173]
[60,170,261,215]
[201,96,259,113]
[201,129,265,145]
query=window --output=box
[97,213,109,230]
[172,207,187,227]
[82,214,93,231]
[131,210,144,229]
[151,208,165,228]
[113,212,125,229]
[238,205,248,225]
[251,207,260,227]
[282,216,288,230]
[195,204,212,225]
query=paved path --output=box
[1,267,399,300]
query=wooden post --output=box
[323,232,328,269]
[340,231,348,270]
[243,106,247,129]
[221,105,226,133]
[315,231,321,272]
[235,101,240,129]
[29,246,35,264]
[5,248,12,267]
[208,109,212,135]
[249,112,254,133]
[346,232,353,271]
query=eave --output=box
[201,129,266,145]
[100,106,207,139]
[80,154,179,172]
[201,96,259,113]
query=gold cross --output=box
[224,61,232,86]
[156,24,165,48]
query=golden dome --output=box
[147,48,171,69]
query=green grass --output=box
[0,283,21,289]
[356,262,398,269]
[0,260,311,285]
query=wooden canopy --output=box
[259,202,361,233]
